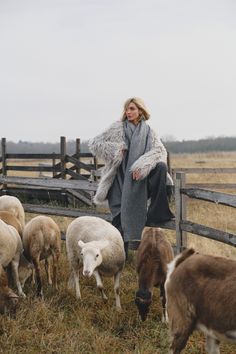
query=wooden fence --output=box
[174,172,236,253]
[1,137,236,253]
[0,137,99,179]
[0,172,235,253]
[0,137,101,206]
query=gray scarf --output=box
[108,119,152,242]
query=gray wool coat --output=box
[89,121,173,205]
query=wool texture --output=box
[89,120,172,205]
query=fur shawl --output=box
[89,121,171,204]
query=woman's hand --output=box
[132,169,141,181]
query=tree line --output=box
[164,136,236,153]
[0,136,236,154]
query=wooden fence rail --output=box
[174,172,236,253]
[171,167,236,189]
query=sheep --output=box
[66,216,125,310]
[0,264,19,316]
[22,215,61,297]
[0,219,27,297]
[0,210,23,238]
[165,248,236,354]
[135,227,174,321]
[0,213,33,292]
[0,195,25,229]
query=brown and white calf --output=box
[0,264,18,316]
[135,227,174,321]
[165,248,236,354]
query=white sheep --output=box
[22,215,61,297]
[0,195,25,229]
[0,210,23,238]
[0,219,27,297]
[66,216,125,310]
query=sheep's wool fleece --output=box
[89,120,171,240]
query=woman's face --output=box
[125,102,141,125]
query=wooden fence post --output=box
[1,138,6,177]
[93,156,98,182]
[52,152,56,177]
[167,151,171,174]
[1,138,7,191]
[75,138,81,175]
[175,172,187,253]
[60,136,66,179]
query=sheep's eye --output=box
[80,253,83,256]
[96,254,99,258]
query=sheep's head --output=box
[135,289,152,321]
[78,240,109,277]
[0,291,19,317]
[0,265,19,317]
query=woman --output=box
[89,97,174,257]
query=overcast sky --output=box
[0,0,236,143]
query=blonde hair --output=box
[121,97,151,122]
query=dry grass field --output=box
[0,152,236,353]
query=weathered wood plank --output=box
[60,136,66,179]
[172,168,236,174]
[0,176,98,191]
[66,155,94,172]
[65,168,89,181]
[1,138,6,176]
[23,204,111,220]
[175,172,187,252]
[182,188,236,208]
[186,183,236,189]
[23,203,176,246]
[6,166,59,172]
[66,189,93,206]
[53,172,65,179]
[6,153,61,159]
[181,220,236,247]
[76,153,94,158]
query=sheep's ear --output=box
[78,240,85,248]
[99,240,109,250]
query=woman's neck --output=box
[127,118,140,126]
